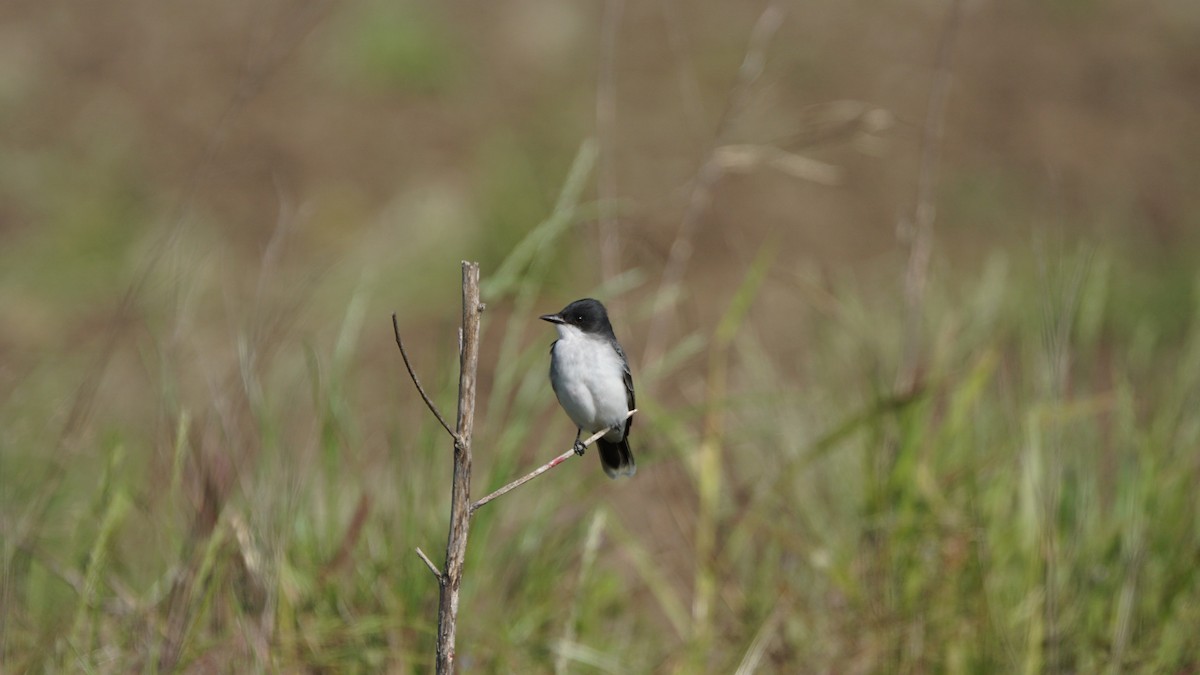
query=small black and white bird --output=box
[540,298,636,479]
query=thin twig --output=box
[415,547,443,583]
[392,313,457,440]
[471,410,638,514]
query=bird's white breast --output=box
[550,325,629,438]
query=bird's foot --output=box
[573,440,587,456]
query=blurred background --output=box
[2,0,1199,672]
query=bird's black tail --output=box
[597,437,636,479]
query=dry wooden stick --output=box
[393,262,482,674]
[471,410,638,514]
[443,262,482,673]
[415,546,443,583]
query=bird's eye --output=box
[576,315,584,322]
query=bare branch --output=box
[416,547,443,584]
[434,261,483,674]
[471,410,638,514]
[392,313,457,440]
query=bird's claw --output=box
[573,440,587,456]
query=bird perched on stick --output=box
[540,298,636,478]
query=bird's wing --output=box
[548,340,560,397]
[613,341,635,437]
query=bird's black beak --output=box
[539,313,565,324]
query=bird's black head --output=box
[540,298,613,335]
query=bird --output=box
[540,298,636,479]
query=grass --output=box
[4,0,1200,670]
[2,146,1200,673]
[3,206,1199,673]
